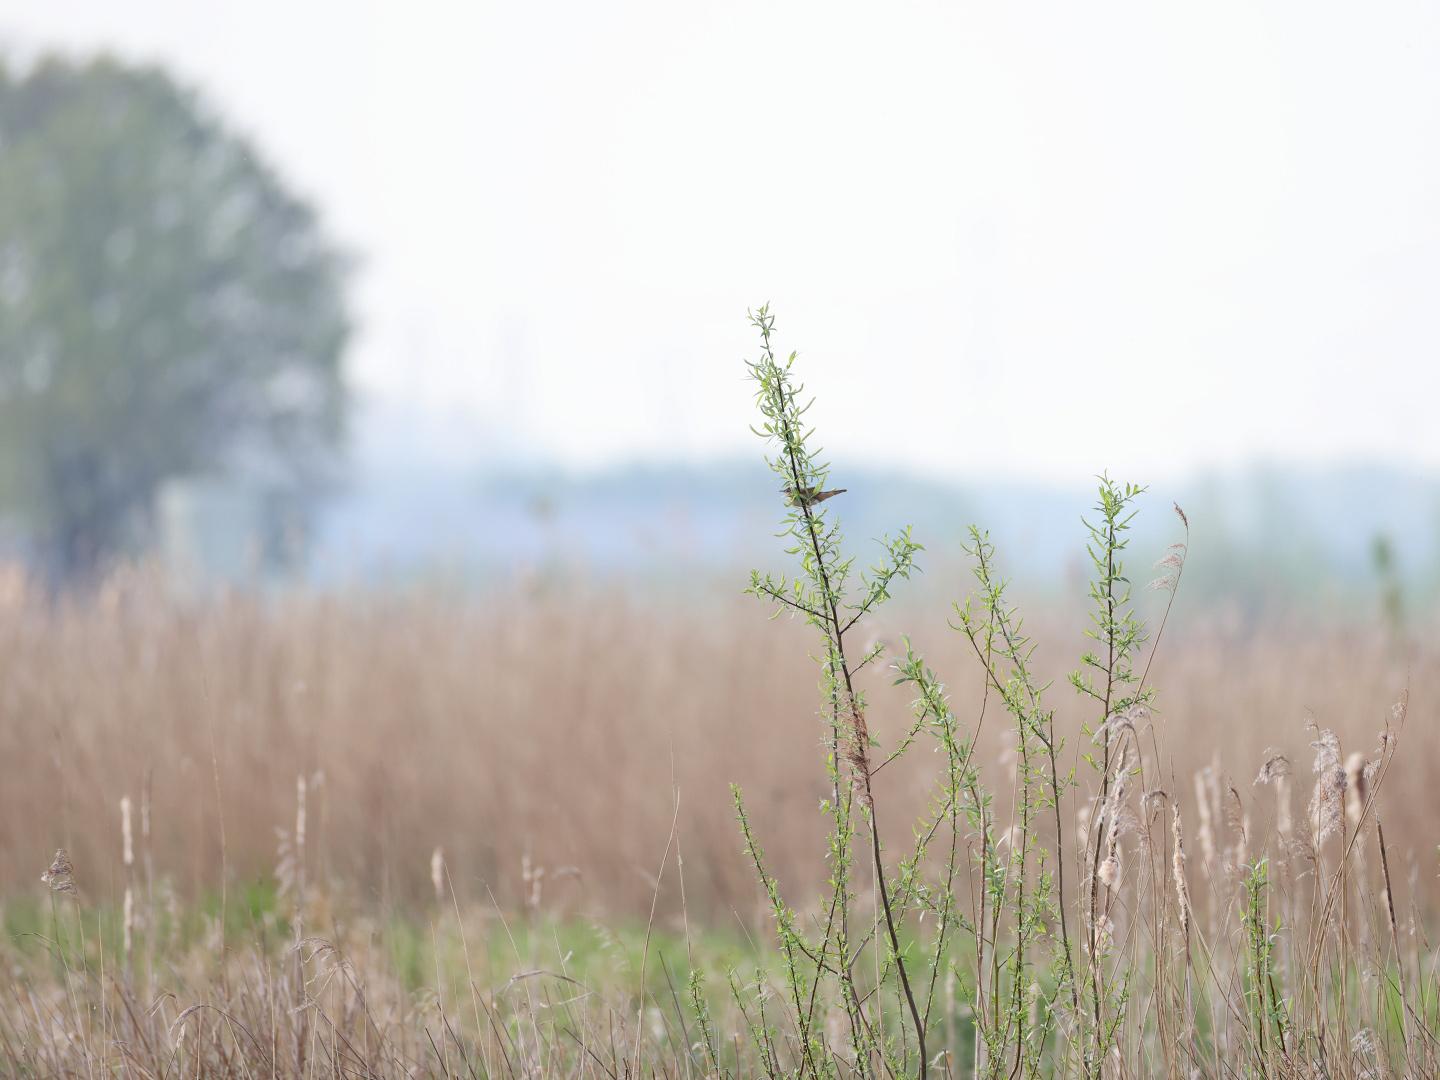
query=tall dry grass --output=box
[0,561,1433,928]
[0,556,1437,1074]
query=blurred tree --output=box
[0,55,349,582]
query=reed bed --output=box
[0,574,1433,1076]
[0,570,1436,1074]
[0,566,1432,926]
[4,306,1440,1077]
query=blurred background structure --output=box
[0,6,1438,613]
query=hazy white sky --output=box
[3,2,1438,481]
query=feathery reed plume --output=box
[1171,806,1191,944]
[1092,705,1141,749]
[121,795,135,964]
[1149,542,1188,593]
[1098,747,1135,890]
[1141,788,1169,826]
[1098,834,1121,890]
[41,848,76,895]
[1254,750,1293,840]
[1307,727,1345,847]
[121,795,134,868]
[431,846,446,904]
[1350,1029,1382,1074]
[1253,751,1290,787]
[1087,914,1115,959]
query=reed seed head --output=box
[121,795,134,868]
[41,849,76,895]
[430,846,445,903]
[1171,806,1191,943]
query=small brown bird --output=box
[786,485,847,508]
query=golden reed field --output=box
[0,552,1435,1077]
[0,565,1430,923]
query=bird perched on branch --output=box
[785,485,847,508]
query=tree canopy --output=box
[0,55,349,581]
